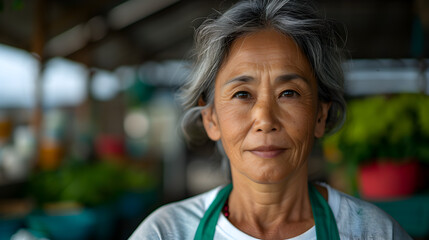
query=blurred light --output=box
[14,125,35,160]
[43,109,69,140]
[345,69,420,95]
[0,44,38,108]
[139,60,190,87]
[91,69,120,101]
[344,59,422,96]
[42,58,88,107]
[124,110,149,139]
[426,69,429,94]
[87,16,108,42]
[115,66,136,90]
[45,24,90,56]
[45,16,108,56]
[108,0,180,30]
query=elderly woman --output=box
[130,0,411,239]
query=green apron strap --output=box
[195,183,340,240]
[194,184,232,240]
[308,183,341,240]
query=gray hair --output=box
[179,0,346,146]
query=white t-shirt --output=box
[130,183,411,240]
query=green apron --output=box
[194,183,340,240]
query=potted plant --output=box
[27,161,125,240]
[27,160,159,239]
[323,93,429,200]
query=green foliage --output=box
[12,0,23,10]
[323,94,429,165]
[29,161,158,207]
[120,166,157,191]
[0,0,24,11]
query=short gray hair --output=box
[179,0,346,145]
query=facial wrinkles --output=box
[286,89,318,165]
[213,29,320,183]
[251,71,280,135]
[253,65,316,157]
[223,80,313,171]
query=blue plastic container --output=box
[0,217,23,240]
[26,209,96,240]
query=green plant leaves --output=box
[323,94,429,164]
[29,161,158,207]
[12,0,23,10]
[0,0,24,12]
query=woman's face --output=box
[202,29,330,184]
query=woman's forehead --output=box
[218,29,315,82]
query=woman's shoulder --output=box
[129,186,223,240]
[321,183,412,240]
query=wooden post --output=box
[32,0,47,166]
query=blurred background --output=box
[0,0,428,239]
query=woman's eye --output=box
[280,90,299,98]
[233,91,251,99]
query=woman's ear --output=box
[314,101,332,138]
[201,105,221,141]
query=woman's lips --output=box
[249,146,286,158]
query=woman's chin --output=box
[232,156,307,185]
[237,167,296,185]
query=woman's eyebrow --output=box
[223,73,309,87]
[223,75,254,86]
[275,74,309,84]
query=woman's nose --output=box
[252,98,280,133]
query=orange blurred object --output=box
[0,118,13,142]
[38,139,64,170]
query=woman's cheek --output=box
[217,103,249,141]
[282,103,317,141]
[218,101,249,120]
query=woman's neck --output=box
[228,165,314,239]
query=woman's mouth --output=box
[249,146,287,158]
